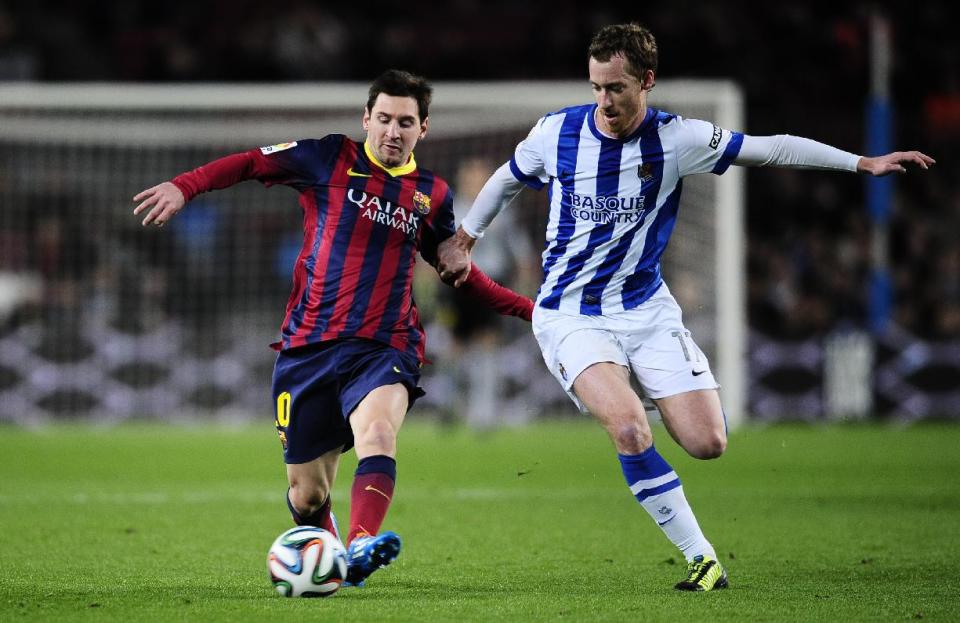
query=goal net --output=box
[0,81,744,426]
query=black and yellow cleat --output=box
[674,555,729,592]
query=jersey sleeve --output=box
[672,116,744,177]
[251,135,344,190]
[509,117,550,190]
[734,134,860,171]
[460,162,526,239]
[459,264,534,321]
[418,186,457,266]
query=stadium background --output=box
[0,0,957,424]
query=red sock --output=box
[317,505,339,540]
[348,455,396,544]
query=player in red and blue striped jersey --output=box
[133,70,533,587]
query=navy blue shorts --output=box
[271,338,425,464]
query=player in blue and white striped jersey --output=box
[438,23,933,591]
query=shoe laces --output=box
[686,556,711,578]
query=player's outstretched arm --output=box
[456,262,534,321]
[734,134,936,177]
[857,151,936,176]
[133,181,185,227]
[132,150,275,227]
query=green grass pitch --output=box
[1,419,957,621]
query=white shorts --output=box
[531,283,719,412]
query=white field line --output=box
[0,486,618,506]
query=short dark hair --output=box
[367,69,433,122]
[588,23,658,83]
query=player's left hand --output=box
[857,151,935,176]
[132,181,186,227]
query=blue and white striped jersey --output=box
[510,104,743,315]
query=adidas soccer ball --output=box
[267,526,348,597]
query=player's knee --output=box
[605,418,653,454]
[356,418,399,454]
[686,430,727,460]
[288,483,327,517]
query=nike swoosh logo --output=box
[392,366,402,373]
[692,370,706,376]
[347,168,372,177]
[364,485,391,500]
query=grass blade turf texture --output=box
[0,421,956,621]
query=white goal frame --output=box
[0,80,746,427]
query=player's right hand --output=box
[857,151,935,176]
[133,182,186,227]
[437,227,476,287]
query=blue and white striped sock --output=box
[618,446,715,562]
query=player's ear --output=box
[419,116,429,140]
[362,107,371,131]
[641,70,656,91]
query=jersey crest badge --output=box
[259,141,298,155]
[412,190,431,215]
[638,163,653,182]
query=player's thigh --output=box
[655,389,726,459]
[572,362,643,422]
[349,383,410,458]
[286,445,343,506]
[338,341,423,458]
[572,362,653,453]
[532,306,629,412]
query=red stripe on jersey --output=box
[288,143,358,347]
[365,176,419,354]
[391,265,419,355]
[388,257,418,355]
[322,171,385,336]
[278,188,319,342]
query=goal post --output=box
[0,80,745,426]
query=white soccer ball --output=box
[267,526,348,597]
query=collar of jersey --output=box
[363,141,417,177]
[587,104,656,143]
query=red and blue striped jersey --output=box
[176,135,456,362]
[262,136,455,360]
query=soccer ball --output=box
[267,526,348,597]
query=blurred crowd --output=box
[1,0,957,345]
